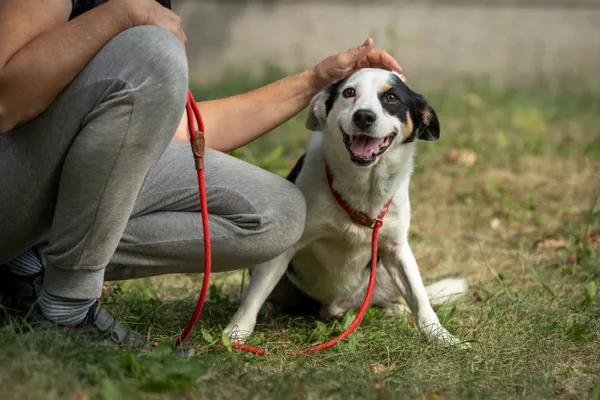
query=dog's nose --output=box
[352,109,377,130]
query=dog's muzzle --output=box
[342,129,398,166]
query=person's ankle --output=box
[6,248,44,277]
[38,290,96,326]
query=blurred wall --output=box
[174,0,600,88]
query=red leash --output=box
[176,90,393,357]
[173,90,210,347]
[287,166,392,357]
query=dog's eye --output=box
[342,88,356,98]
[385,94,398,103]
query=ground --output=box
[1,72,599,400]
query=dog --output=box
[224,68,468,346]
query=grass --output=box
[1,71,600,400]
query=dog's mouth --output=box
[342,129,397,166]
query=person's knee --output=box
[261,179,306,258]
[103,26,188,123]
[125,26,187,96]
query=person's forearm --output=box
[0,1,133,134]
[195,69,319,152]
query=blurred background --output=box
[176,0,600,89]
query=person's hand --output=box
[309,38,405,92]
[120,0,187,45]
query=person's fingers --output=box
[337,38,374,68]
[180,28,187,45]
[355,58,370,70]
[366,50,402,74]
[354,37,374,56]
[364,61,392,72]
[356,59,407,82]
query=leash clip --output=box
[350,211,383,229]
[191,132,205,170]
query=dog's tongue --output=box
[350,135,380,157]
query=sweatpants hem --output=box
[43,263,105,300]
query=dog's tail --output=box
[425,278,470,306]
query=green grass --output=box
[1,72,600,400]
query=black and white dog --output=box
[225,68,468,346]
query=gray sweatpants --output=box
[0,26,306,300]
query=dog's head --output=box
[306,68,440,167]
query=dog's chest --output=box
[290,203,402,304]
[286,143,411,305]
[290,234,373,304]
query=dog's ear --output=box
[413,94,440,142]
[305,90,328,131]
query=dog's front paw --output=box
[420,322,470,349]
[224,317,256,344]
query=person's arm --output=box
[0,0,185,135]
[178,38,404,153]
[190,70,316,152]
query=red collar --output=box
[325,164,394,229]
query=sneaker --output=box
[1,266,191,356]
[33,297,196,355]
[70,302,152,348]
[0,267,44,322]
[23,300,154,349]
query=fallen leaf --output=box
[576,232,599,247]
[39,356,51,364]
[444,148,477,167]
[419,391,450,400]
[490,218,502,230]
[552,387,565,395]
[465,93,484,109]
[370,363,387,374]
[533,238,570,248]
[459,150,477,167]
[445,148,460,163]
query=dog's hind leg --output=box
[425,278,469,307]
[224,248,295,342]
[319,300,356,319]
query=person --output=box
[0,0,404,347]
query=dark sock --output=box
[6,248,44,276]
[38,290,96,326]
